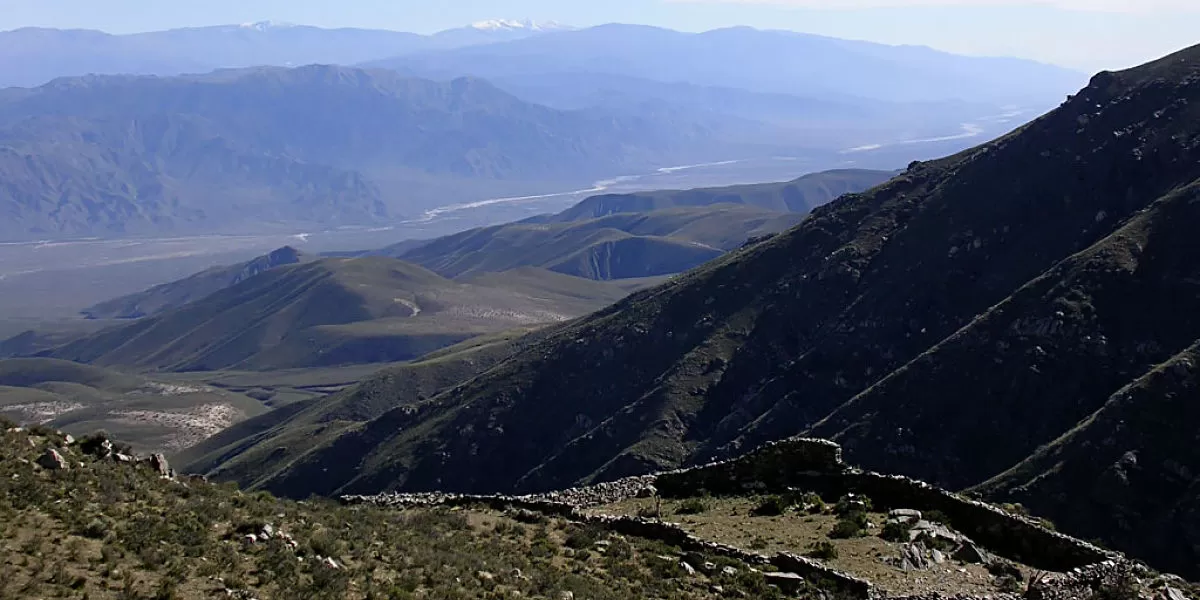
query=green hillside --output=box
[48,258,635,371]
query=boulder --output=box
[763,572,807,592]
[147,453,172,478]
[899,543,933,571]
[36,448,69,471]
[953,542,991,565]
[889,509,922,521]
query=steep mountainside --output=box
[0,66,715,239]
[203,46,1200,574]
[82,247,308,319]
[173,327,555,488]
[48,258,636,371]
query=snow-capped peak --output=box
[469,19,570,32]
[238,20,296,32]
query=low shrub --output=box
[752,495,789,516]
[829,511,869,539]
[806,541,839,560]
[880,520,911,542]
[675,498,709,515]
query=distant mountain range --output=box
[178,43,1200,578]
[0,22,1085,240]
[0,65,725,239]
[0,20,570,89]
[366,24,1084,106]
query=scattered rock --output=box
[898,543,932,571]
[113,453,133,463]
[953,542,991,565]
[889,509,922,520]
[722,566,739,576]
[477,571,495,582]
[1163,587,1188,600]
[322,556,340,570]
[36,448,69,471]
[242,534,258,545]
[558,592,574,600]
[763,572,806,592]
[680,561,697,576]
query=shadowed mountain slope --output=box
[189,45,1200,575]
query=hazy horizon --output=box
[3,0,1197,72]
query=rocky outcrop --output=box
[655,438,845,496]
[347,436,1116,579]
[36,448,68,470]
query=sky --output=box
[1,0,1197,72]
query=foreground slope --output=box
[214,46,1200,573]
[1,426,802,600]
[49,258,634,371]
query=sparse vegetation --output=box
[1,428,786,600]
[807,540,839,560]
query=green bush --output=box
[806,541,839,560]
[675,498,709,515]
[752,495,789,516]
[563,525,603,550]
[833,494,872,515]
[880,520,911,542]
[828,511,869,539]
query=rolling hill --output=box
[379,168,894,279]
[545,169,894,222]
[187,45,1200,576]
[81,246,309,320]
[47,257,641,371]
[67,168,890,323]
[0,357,266,451]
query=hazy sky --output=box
[2,0,1196,72]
